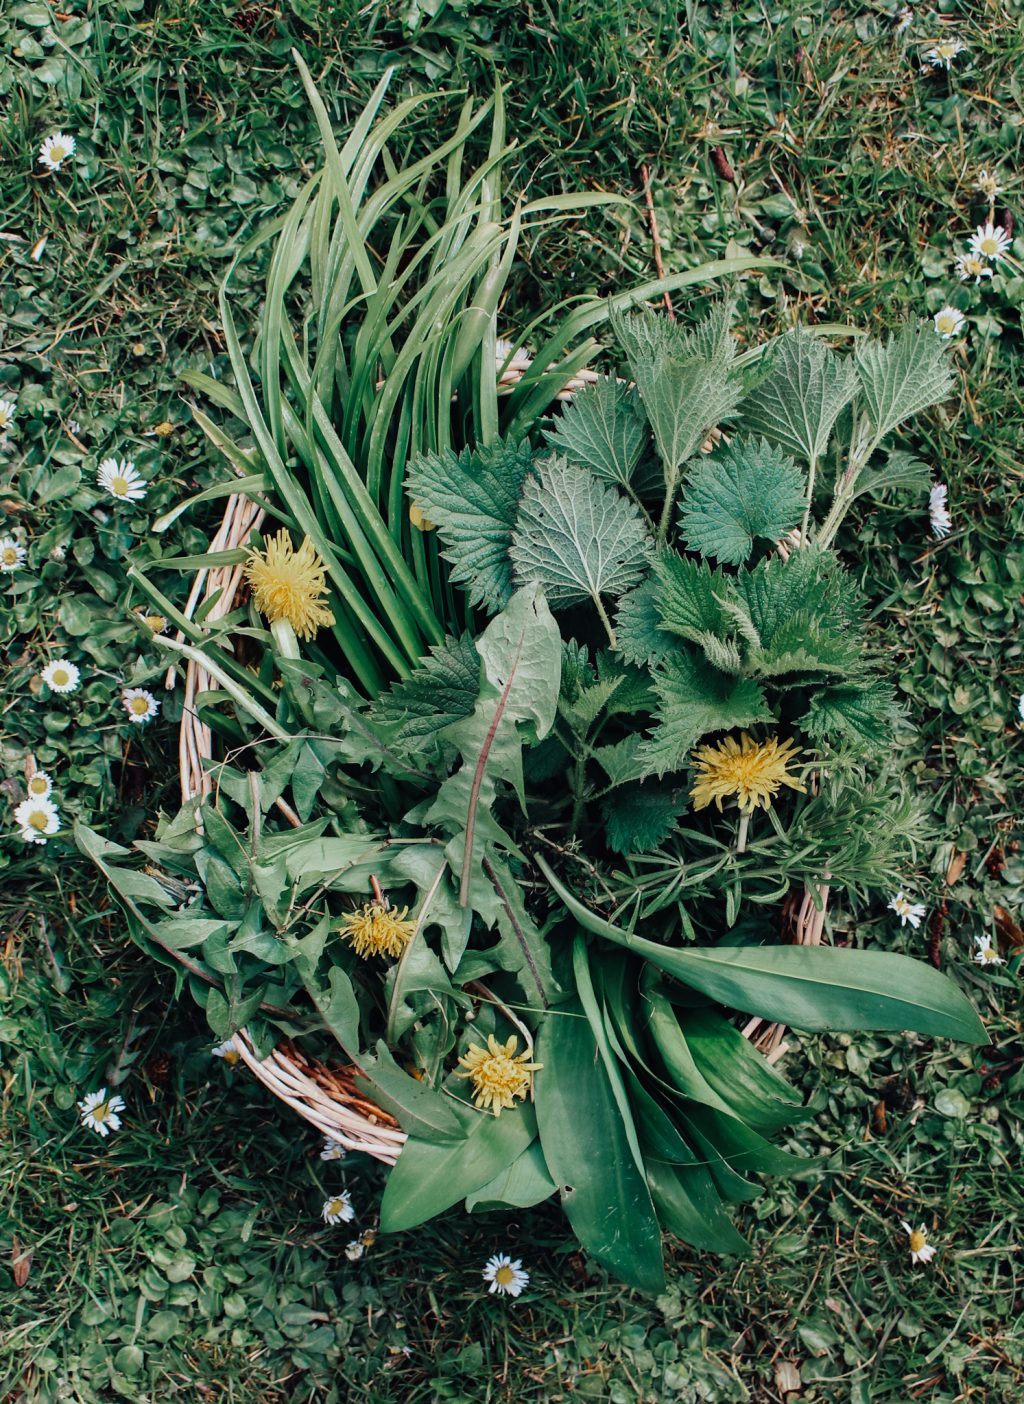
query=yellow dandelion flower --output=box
[243,530,335,641]
[338,902,416,960]
[456,1034,542,1116]
[690,732,806,814]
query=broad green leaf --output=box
[684,1104,817,1177]
[642,987,739,1121]
[379,1103,538,1231]
[406,439,536,613]
[510,457,651,610]
[465,1140,557,1212]
[611,301,743,478]
[855,322,954,441]
[679,436,807,565]
[739,328,859,465]
[640,652,772,777]
[424,586,562,910]
[537,855,987,1044]
[355,1042,466,1143]
[682,1008,808,1136]
[535,1000,666,1294]
[646,1155,750,1256]
[543,375,646,486]
[849,449,932,505]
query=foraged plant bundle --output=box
[80,70,984,1293]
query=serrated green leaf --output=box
[510,456,651,610]
[739,328,859,465]
[800,680,899,747]
[406,439,536,612]
[614,579,675,667]
[543,375,647,486]
[854,322,955,441]
[851,449,933,504]
[601,785,687,853]
[372,633,480,750]
[640,652,773,776]
[679,436,807,565]
[611,302,743,479]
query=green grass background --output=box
[1,1,1022,1400]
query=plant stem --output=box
[594,593,617,649]
[657,470,678,544]
[737,811,750,854]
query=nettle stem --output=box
[594,594,617,649]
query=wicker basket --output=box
[168,351,829,1160]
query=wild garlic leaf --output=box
[610,302,744,478]
[640,652,773,777]
[544,375,646,486]
[679,436,806,565]
[372,633,480,749]
[739,328,859,465]
[510,457,652,610]
[854,322,954,441]
[406,439,535,612]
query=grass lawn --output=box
[2,1,1023,1399]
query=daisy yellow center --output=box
[110,475,131,496]
[222,1048,241,1064]
[909,1230,926,1253]
[29,777,48,795]
[50,142,69,160]
[327,1199,345,1215]
[936,43,956,59]
[28,810,50,831]
[92,1101,110,1122]
[142,614,167,632]
[690,733,806,814]
[981,944,998,961]
[51,668,70,686]
[0,410,10,426]
[456,1035,542,1115]
[936,313,957,332]
[243,530,335,641]
[129,696,151,715]
[2,547,18,565]
[978,236,999,255]
[494,1265,516,1286]
[338,902,416,960]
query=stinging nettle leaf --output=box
[614,579,675,667]
[854,322,955,441]
[372,633,480,749]
[406,439,536,613]
[543,375,647,486]
[739,328,859,465]
[640,651,773,777]
[611,301,744,479]
[510,456,652,611]
[679,435,807,566]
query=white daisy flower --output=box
[922,39,965,70]
[13,795,60,845]
[26,770,53,800]
[0,399,16,431]
[320,1136,348,1161]
[900,1220,937,1265]
[1018,693,1024,722]
[888,892,927,928]
[344,1240,364,1261]
[894,7,913,33]
[482,1252,529,1298]
[954,251,994,284]
[975,170,1002,201]
[322,1193,355,1226]
[973,936,1004,967]
[121,687,159,724]
[41,659,81,694]
[39,132,76,172]
[929,483,952,539]
[968,222,1012,262]
[68,419,82,435]
[97,457,147,503]
[211,1039,241,1064]
[932,307,965,340]
[78,1088,125,1137]
[0,536,26,572]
